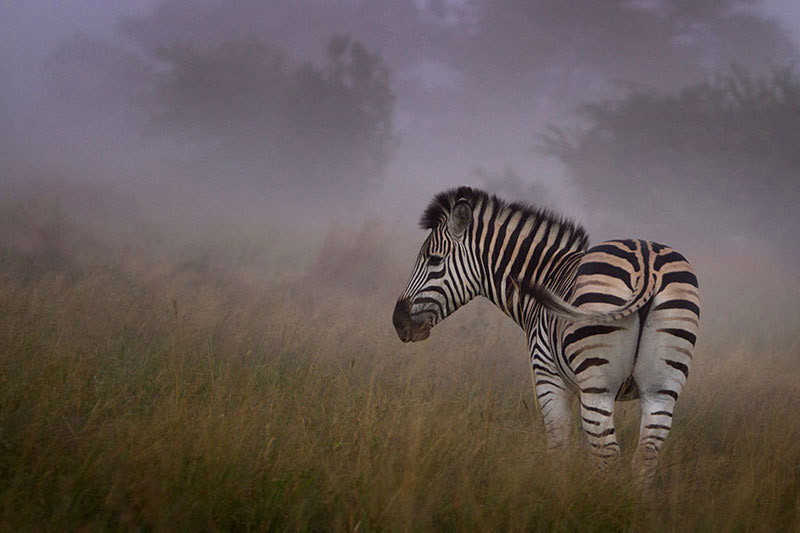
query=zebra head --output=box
[393,193,482,342]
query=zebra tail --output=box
[511,274,657,323]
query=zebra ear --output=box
[447,199,472,239]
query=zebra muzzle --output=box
[393,298,431,342]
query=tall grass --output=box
[0,194,798,530]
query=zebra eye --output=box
[428,255,443,266]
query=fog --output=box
[2,0,800,264]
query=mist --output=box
[2,1,798,248]
[1,1,797,220]
[2,0,800,328]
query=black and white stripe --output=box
[393,187,699,484]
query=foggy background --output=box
[2,0,800,266]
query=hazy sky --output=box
[2,0,799,248]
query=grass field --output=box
[1,192,799,530]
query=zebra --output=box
[392,186,699,484]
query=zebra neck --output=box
[473,203,587,328]
[506,250,584,329]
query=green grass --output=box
[0,196,798,530]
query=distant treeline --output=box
[48,34,395,200]
[541,66,800,258]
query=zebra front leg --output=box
[533,370,573,449]
[579,391,620,470]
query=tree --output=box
[281,35,395,196]
[152,39,288,142]
[151,35,395,200]
[541,66,800,260]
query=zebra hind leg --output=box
[632,250,697,487]
[579,392,620,470]
[632,329,693,486]
[538,385,573,450]
[632,392,678,487]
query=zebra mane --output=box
[419,186,589,249]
